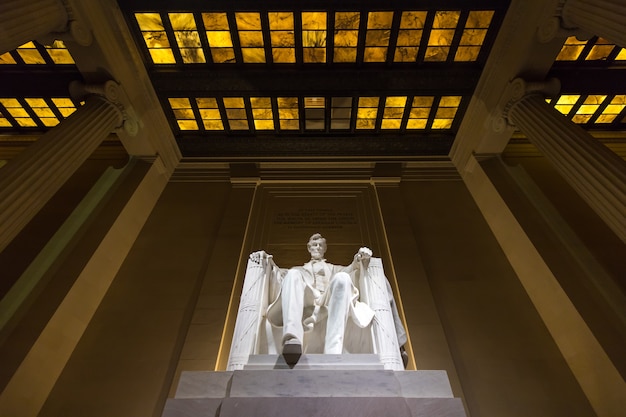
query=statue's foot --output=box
[282,339,302,366]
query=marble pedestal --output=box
[162,355,467,417]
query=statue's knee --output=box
[330,272,351,290]
[283,269,303,286]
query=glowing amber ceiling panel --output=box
[136,13,176,64]
[168,98,198,130]
[278,97,299,130]
[334,12,360,63]
[455,11,493,62]
[223,97,249,130]
[356,97,380,129]
[556,37,625,62]
[597,96,626,123]
[425,11,460,62]
[168,13,205,63]
[0,98,77,128]
[407,96,434,129]
[572,95,607,123]
[251,97,274,130]
[364,12,393,63]
[269,12,296,63]
[302,12,327,63]
[381,96,407,129]
[202,12,235,64]
[394,11,426,62]
[432,96,461,128]
[236,13,266,63]
[196,98,223,130]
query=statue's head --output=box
[307,233,327,260]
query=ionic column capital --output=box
[558,0,626,48]
[70,80,140,137]
[37,0,93,47]
[492,77,561,132]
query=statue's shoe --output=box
[282,339,302,366]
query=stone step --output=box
[174,369,454,399]
[243,353,385,370]
[163,397,467,417]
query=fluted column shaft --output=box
[0,95,123,253]
[506,93,626,242]
[0,0,68,55]
[562,0,626,47]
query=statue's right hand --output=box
[249,250,268,265]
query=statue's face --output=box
[307,238,326,260]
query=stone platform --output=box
[162,355,467,417]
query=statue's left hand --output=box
[355,247,372,261]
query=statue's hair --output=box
[308,233,327,249]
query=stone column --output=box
[0,0,67,54]
[561,0,626,47]
[503,78,626,242]
[0,82,125,253]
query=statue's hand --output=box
[249,250,269,265]
[355,247,372,261]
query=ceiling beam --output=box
[151,67,481,96]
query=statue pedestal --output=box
[162,355,467,417]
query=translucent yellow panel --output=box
[412,96,434,107]
[356,97,379,130]
[255,120,274,130]
[136,13,165,31]
[440,96,461,106]
[428,29,456,46]
[435,107,458,118]
[303,48,326,63]
[572,115,592,123]
[364,47,387,62]
[52,98,73,107]
[251,97,271,107]
[199,109,221,119]
[617,49,626,60]
[0,98,20,107]
[281,120,299,129]
[455,47,480,61]
[241,48,266,63]
[409,107,430,118]
[466,11,494,28]
[205,31,230,48]
[148,47,176,64]
[196,98,219,108]
[229,120,249,130]
[367,12,393,29]
[40,118,59,127]
[46,48,74,64]
[17,48,45,64]
[224,98,245,108]
[356,119,376,129]
[225,109,247,119]
[169,13,196,30]
[381,120,402,129]
[177,120,198,130]
[556,45,585,61]
[142,32,170,48]
[587,45,614,60]
[0,52,16,64]
[271,32,295,47]
[173,109,194,119]
[359,97,379,107]
[335,30,359,47]
[394,47,419,62]
[432,119,453,129]
[386,97,407,107]
[583,95,607,105]
[279,109,299,119]
[25,98,46,107]
[236,13,262,30]
[459,29,487,46]
[400,11,427,29]
[16,118,37,127]
[174,31,202,47]
[407,119,427,129]
[303,31,327,47]
[272,49,295,63]
[366,31,391,46]
[0,117,12,126]
[252,109,272,118]
[169,98,191,109]
[335,12,360,29]
[556,95,580,105]
[239,31,265,47]
[334,48,357,62]
[269,12,294,30]
[396,29,422,46]
[180,48,206,63]
[432,11,460,28]
[202,13,230,30]
[595,115,617,123]
[554,105,573,114]
[8,108,29,117]
[357,108,378,118]
[278,97,298,108]
[203,120,224,130]
[32,108,55,117]
[211,49,236,63]
[302,12,327,29]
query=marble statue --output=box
[227,233,408,370]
